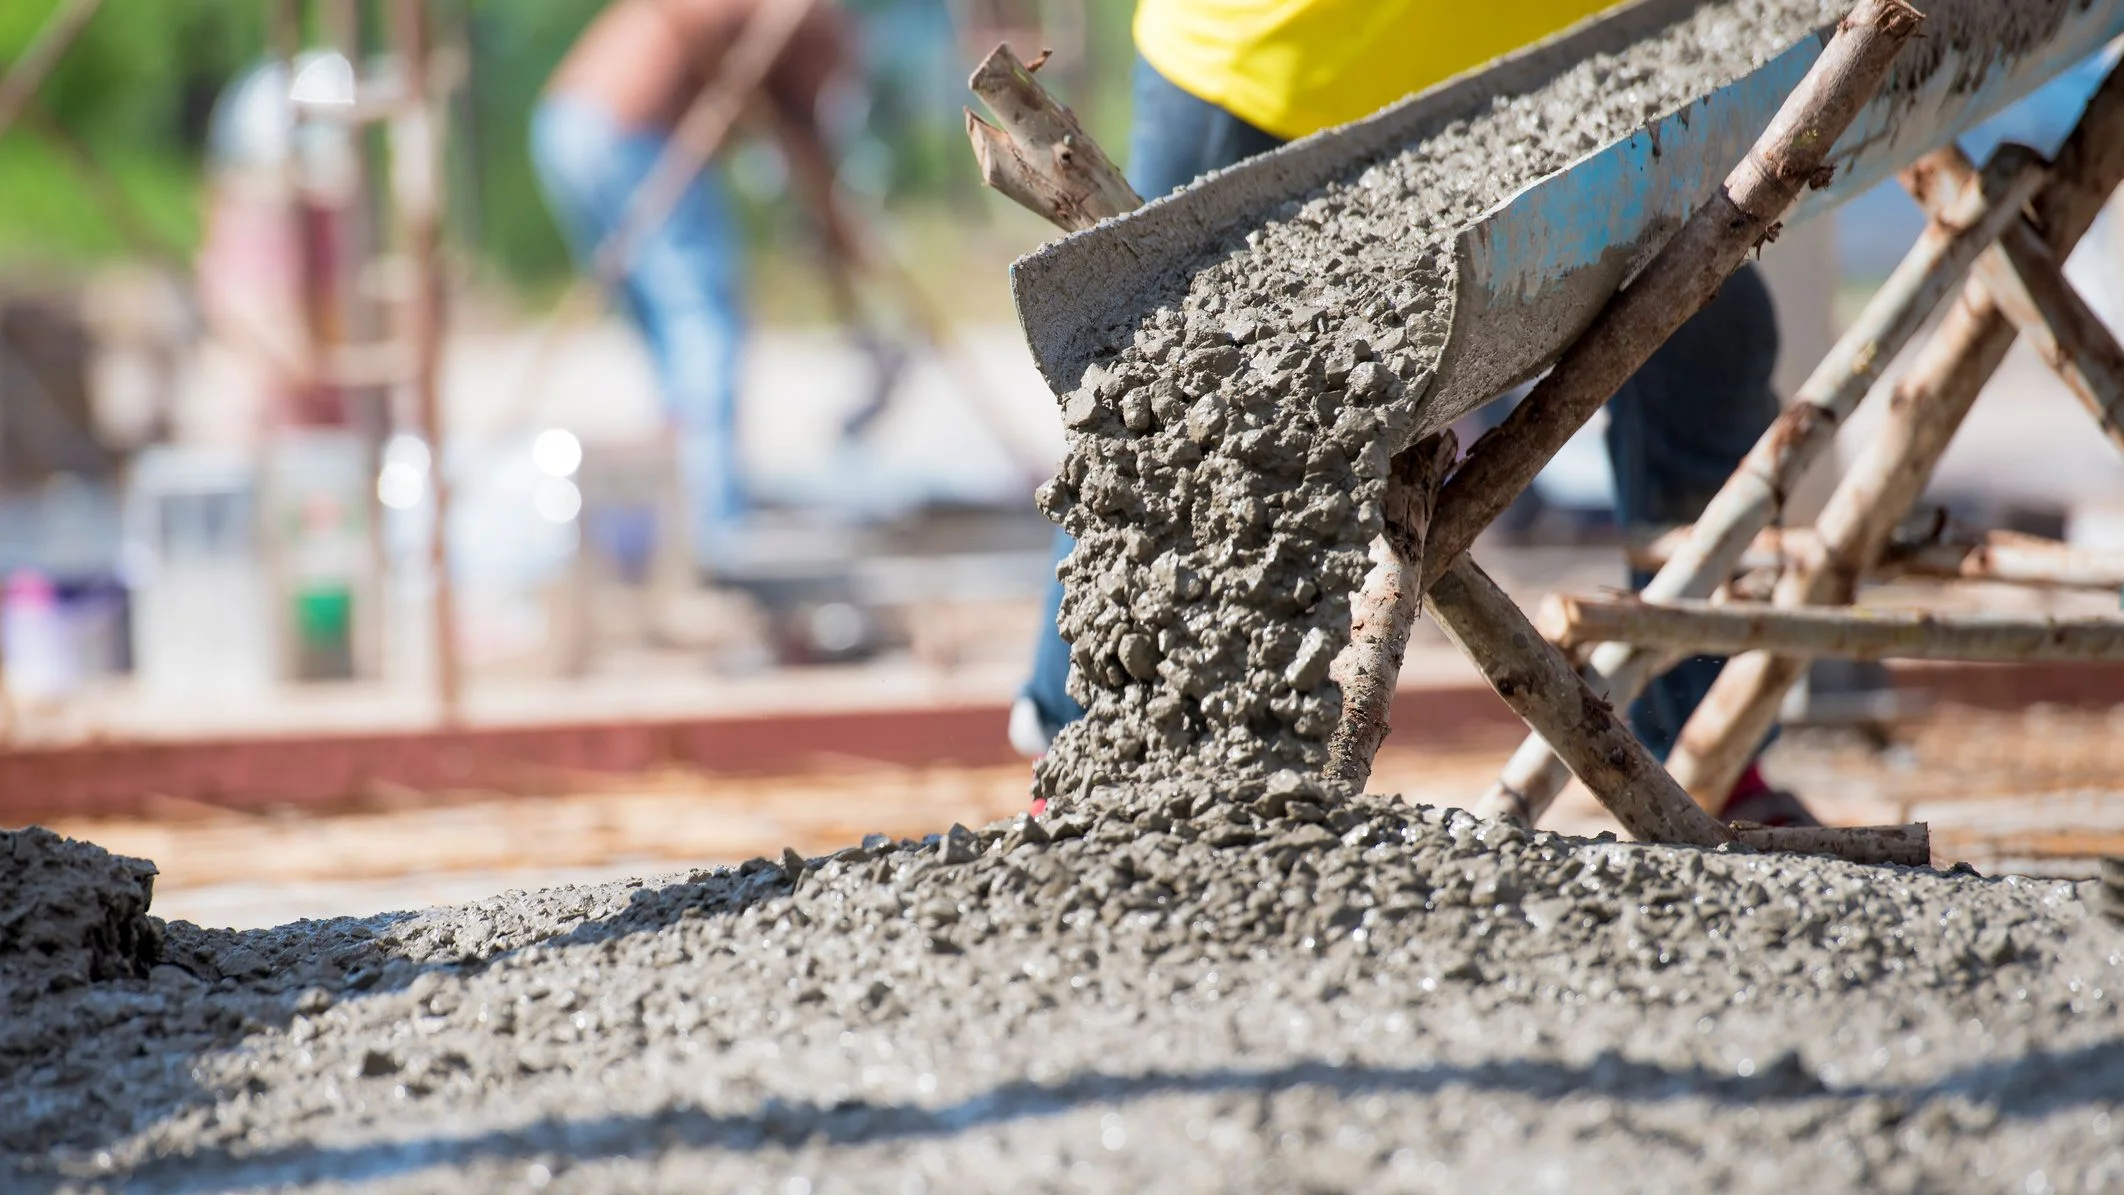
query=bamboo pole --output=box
[1421,0,1924,584]
[1664,61,2124,806]
[1732,822,1930,867]
[1470,124,2039,826]
[1627,524,2124,591]
[1907,148,2124,459]
[388,0,459,724]
[965,43,1141,230]
[1541,595,2124,662]
[502,0,818,432]
[1423,558,1734,848]
[1325,431,1456,786]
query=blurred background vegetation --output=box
[0,0,1138,307]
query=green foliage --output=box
[4,0,265,152]
[0,0,266,267]
[0,0,1142,287]
[461,0,604,286]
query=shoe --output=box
[1719,787,1823,828]
[1008,695,1053,759]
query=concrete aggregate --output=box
[5,802,2122,1191]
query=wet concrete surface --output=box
[1,799,2120,1192]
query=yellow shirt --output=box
[1135,0,1627,141]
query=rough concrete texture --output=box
[3,797,2122,1192]
[1,828,161,1002]
[1029,0,1858,808]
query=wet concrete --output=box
[1,829,161,1004]
[4,800,2122,1192]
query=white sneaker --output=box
[1008,696,1053,758]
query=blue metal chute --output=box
[1011,0,2124,436]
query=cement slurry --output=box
[4,800,2122,1191]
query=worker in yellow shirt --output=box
[1013,0,1820,827]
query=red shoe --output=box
[1717,763,1823,828]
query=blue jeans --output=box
[531,95,747,569]
[1022,60,1781,768]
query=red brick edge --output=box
[3,661,2115,823]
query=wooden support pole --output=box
[1422,0,1923,583]
[593,0,820,287]
[966,44,1141,230]
[1733,822,1930,867]
[1423,557,1734,848]
[1628,524,2124,591]
[1907,147,2124,460]
[1540,595,2124,663]
[498,0,824,448]
[1663,61,2124,806]
[1471,109,2036,827]
[1326,432,1456,786]
[388,0,460,724]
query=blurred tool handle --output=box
[0,0,105,144]
[591,0,821,288]
[506,0,817,438]
[965,43,1140,231]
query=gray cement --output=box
[1,828,161,1003]
[4,799,2122,1192]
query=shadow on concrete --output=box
[102,1038,2124,1193]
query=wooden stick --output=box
[1628,524,2124,590]
[1423,557,1734,848]
[502,0,818,436]
[1542,595,2124,662]
[593,0,820,286]
[0,0,104,144]
[1326,432,1456,786]
[1664,60,2124,805]
[1732,822,1931,867]
[1470,123,2036,826]
[965,44,1141,230]
[1422,0,1923,583]
[1909,149,2124,460]
[388,0,461,725]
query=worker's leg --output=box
[1016,59,1284,750]
[530,96,747,572]
[1604,263,1782,768]
[627,181,747,570]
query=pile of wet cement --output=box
[4,795,2121,1191]
[0,828,161,1003]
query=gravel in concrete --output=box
[4,799,2122,1192]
